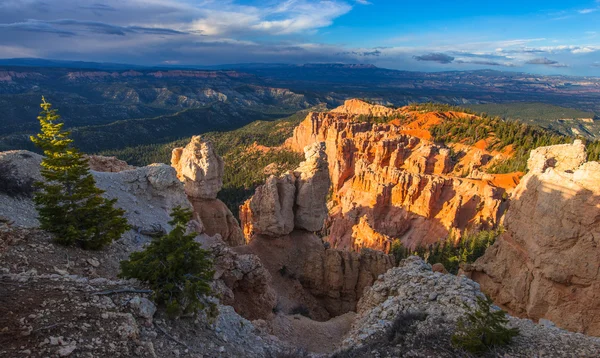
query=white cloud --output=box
[190,1,352,36]
[578,8,598,14]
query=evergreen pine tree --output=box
[119,207,214,317]
[30,97,129,249]
[452,295,519,354]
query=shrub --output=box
[30,97,129,249]
[119,206,214,317]
[452,295,519,354]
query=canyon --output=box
[284,99,515,251]
[1,99,600,356]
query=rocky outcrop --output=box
[171,136,224,200]
[0,150,190,234]
[331,98,396,117]
[285,100,511,250]
[86,155,134,172]
[464,140,600,336]
[171,136,244,246]
[240,142,331,239]
[339,257,600,357]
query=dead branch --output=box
[91,288,153,296]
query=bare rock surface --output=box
[190,198,245,247]
[0,224,293,358]
[196,234,277,320]
[464,140,600,336]
[236,231,394,320]
[243,174,296,237]
[338,256,600,357]
[0,150,43,227]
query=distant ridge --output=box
[0,58,378,71]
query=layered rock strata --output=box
[285,100,511,250]
[464,140,600,336]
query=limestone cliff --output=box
[285,100,512,250]
[464,140,600,336]
[171,136,245,246]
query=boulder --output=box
[171,136,224,199]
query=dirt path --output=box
[268,312,356,354]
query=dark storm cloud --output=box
[0,19,189,37]
[413,53,455,64]
[79,3,117,12]
[0,20,76,36]
[526,57,568,67]
[454,59,516,67]
[336,50,381,56]
[448,51,511,60]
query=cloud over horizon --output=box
[0,0,599,75]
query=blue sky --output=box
[1,0,600,75]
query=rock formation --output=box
[171,136,224,199]
[240,142,331,238]
[339,257,600,357]
[464,140,600,336]
[285,100,512,250]
[237,231,394,320]
[86,155,134,172]
[171,136,245,246]
[238,141,392,319]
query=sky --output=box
[1,0,600,76]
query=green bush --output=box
[30,97,129,249]
[119,207,214,317]
[452,295,519,354]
